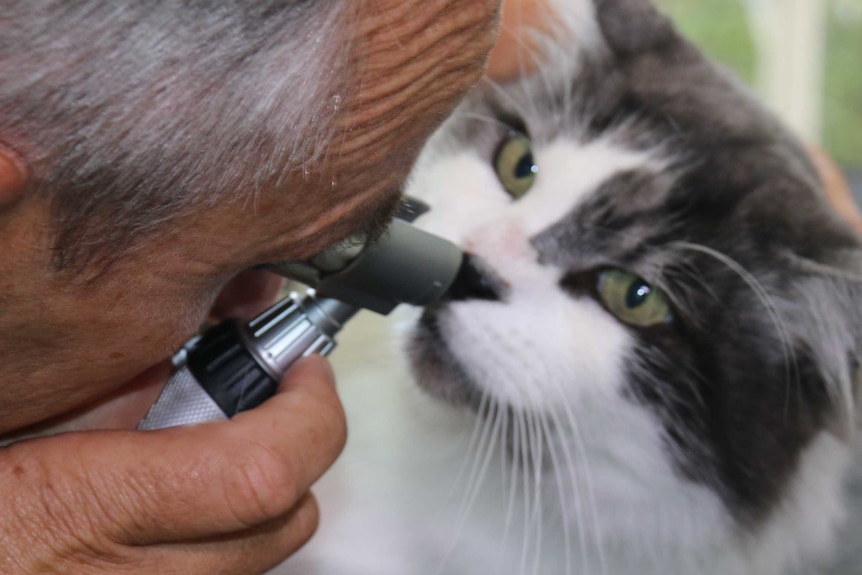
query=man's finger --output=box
[136,493,320,575]
[1,356,345,551]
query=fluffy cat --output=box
[277,0,862,573]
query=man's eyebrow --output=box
[308,188,404,260]
[356,189,406,245]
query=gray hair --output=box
[0,0,349,271]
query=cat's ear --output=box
[590,0,676,56]
[535,0,677,57]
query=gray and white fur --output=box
[280,1,862,574]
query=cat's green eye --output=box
[597,270,672,327]
[494,133,537,199]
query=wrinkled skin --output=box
[0,1,500,573]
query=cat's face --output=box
[403,0,862,564]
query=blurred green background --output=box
[656,0,861,175]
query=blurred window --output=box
[824,0,862,170]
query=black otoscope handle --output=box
[137,292,358,429]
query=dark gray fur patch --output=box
[423,0,862,527]
[408,305,486,409]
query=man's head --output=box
[0,0,500,434]
[1,1,355,270]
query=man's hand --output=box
[0,356,346,575]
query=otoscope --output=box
[138,200,462,429]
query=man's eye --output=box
[494,133,537,199]
[310,233,367,272]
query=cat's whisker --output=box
[660,260,722,329]
[466,396,504,520]
[510,328,603,574]
[629,341,709,413]
[525,410,546,575]
[444,390,493,520]
[544,377,609,575]
[794,285,859,430]
[518,406,533,575]
[460,111,522,132]
[469,398,505,523]
[481,76,535,128]
[476,316,594,574]
[528,411,546,575]
[538,408,575,575]
[450,389,492,490]
[501,407,522,554]
[493,403,512,574]
[497,404,516,574]
[787,251,862,285]
[499,403,510,497]
[434,394,499,575]
[547,399,600,575]
[522,410,539,575]
[673,241,802,419]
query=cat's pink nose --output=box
[444,254,505,302]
